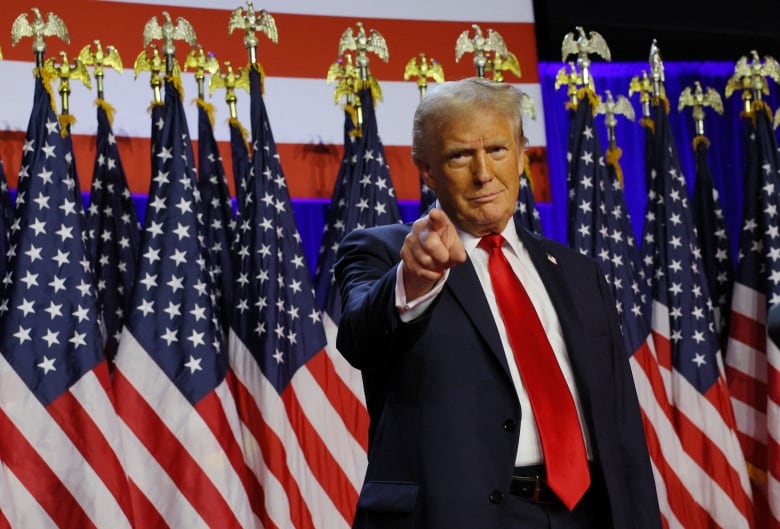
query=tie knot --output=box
[479,234,505,252]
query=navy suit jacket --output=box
[335,218,662,529]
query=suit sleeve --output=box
[334,225,427,371]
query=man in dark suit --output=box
[335,77,661,529]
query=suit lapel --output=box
[446,258,513,376]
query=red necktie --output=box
[479,234,590,510]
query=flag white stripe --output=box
[731,397,768,443]
[0,61,546,149]
[96,0,536,22]
[0,355,132,529]
[731,282,766,322]
[726,334,767,382]
[323,314,366,405]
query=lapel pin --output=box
[547,253,558,265]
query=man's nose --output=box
[472,151,492,183]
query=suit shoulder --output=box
[521,227,600,270]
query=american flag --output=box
[0,75,134,528]
[85,99,141,366]
[0,156,11,289]
[516,166,544,234]
[314,87,402,318]
[641,96,753,528]
[227,66,365,529]
[112,79,258,529]
[311,84,405,523]
[724,100,780,528]
[691,136,733,347]
[566,89,698,527]
[195,100,235,331]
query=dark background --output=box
[532,1,780,62]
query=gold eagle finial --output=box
[486,50,521,83]
[403,53,445,98]
[11,8,69,63]
[455,24,508,78]
[143,11,197,75]
[227,2,278,66]
[725,50,780,115]
[210,61,250,119]
[678,81,723,137]
[78,40,123,99]
[339,22,389,81]
[561,26,610,90]
[595,89,635,148]
[184,45,220,99]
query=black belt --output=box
[509,465,560,506]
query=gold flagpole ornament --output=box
[227,1,278,80]
[678,81,723,138]
[210,61,250,121]
[596,89,635,149]
[454,24,506,78]
[403,53,444,99]
[648,39,666,104]
[11,8,69,67]
[555,61,583,110]
[326,54,362,131]
[335,22,388,134]
[628,70,654,120]
[338,21,388,82]
[486,50,521,83]
[134,45,166,105]
[79,40,123,101]
[42,50,92,133]
[143,12,197,78]
[725,50,780,117]
[561,26,610,93]
[184,44,220,100]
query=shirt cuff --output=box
[395,263,449,322]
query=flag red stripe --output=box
[305,350,369,451]
[127,479,171,529]
[0,128,549,204]
[735,430,767,472]
[282,384,359,523]
[651,330,674,372]
[46,388,135,523]
[113,370,244,529]
[230,375,313,529]
[0,409,97,529]
[727,363,768,412]
[0,0,538,82]
[730,310,767,353]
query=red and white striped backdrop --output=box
[0,0,545,202]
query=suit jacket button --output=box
[503,419,516,432]
[489,490,504,504]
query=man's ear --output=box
[416,160,436,192]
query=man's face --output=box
[417,107,524,237]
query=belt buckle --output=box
[531,475,543,503]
